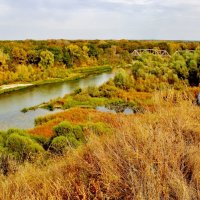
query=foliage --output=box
[50,136,68,154]
[6,133,44,161]
[11,47,27,64]
[50,121,84,153]
[114,69,132,89]
[87,86,100,97]
[53,121,73,136]
[0,49,9,71]
[2,91,200,199]
[99,81,118,98]
[39,50,54,69]
[0,40,199,87]
[74,87,82,95]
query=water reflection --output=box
[96,106,134,115]
[0,72,114,130]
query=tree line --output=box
[0,39,200,85]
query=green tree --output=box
[39,50,54,69]
[48,47,63,62]
[63,48,73,67]
[66,44,81,66]
[114,69,131,89]
[188,59,199,85]
[87,44,99,57]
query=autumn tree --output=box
[39,50,54,69]
[66,44,81,67]
[27,50,40,65]
[48,47,63,63]
[63,48,73,68]
[87,44,99,57]
[11,47,27,64]
[0,49,10,71]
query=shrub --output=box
[66,135,81,148]
[88,86,100,97]
[21,108,28,113]
[99,83,118,98]
[73,93,90,102]
[30,135,48,147]
[74,87,82,95]
[7,128,26,136]
[53,121,73,136]
[46,103,54,111]
[114,69,131,89]
[52,122,84,151]
[72,125,85,142]
[6,133,44,161]
[50,136,68,154]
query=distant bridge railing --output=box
[131,49,197,57]
[132,49,170,57]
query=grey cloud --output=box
[0,0,199,40]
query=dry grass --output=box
[1,90,200,199]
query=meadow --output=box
[0,41,200,199]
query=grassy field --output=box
[0,90,200,199]
[1,59,200,199]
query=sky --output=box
[0,0,200,40]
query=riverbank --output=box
[0,66,112,95]
[0,83,33,90]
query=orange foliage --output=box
[29,108,135,137]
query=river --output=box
[0,72,114,130]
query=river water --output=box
[0,72,114,130]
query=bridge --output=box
[131,49,196,57]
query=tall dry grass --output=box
[0,90,200,199]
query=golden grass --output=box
[1,90,200,199]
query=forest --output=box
[1,40,200,199]
[0,39,200,86]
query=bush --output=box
[21,108,28,113]
[74,87,82,95]
[99,83,118,98]
[46,103,54,111]
[114,69,131,89]
[73,93,90,102]
[52,122,84,151]
[7,128,26,136]
[30,135,48,147]
[6,133,44,161]
[50,136,68,154]
[72,125,85,142]
[66,136,81,148]
[88,86,100,97]
[53,121,73,136]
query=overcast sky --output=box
[0,0,200,40]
